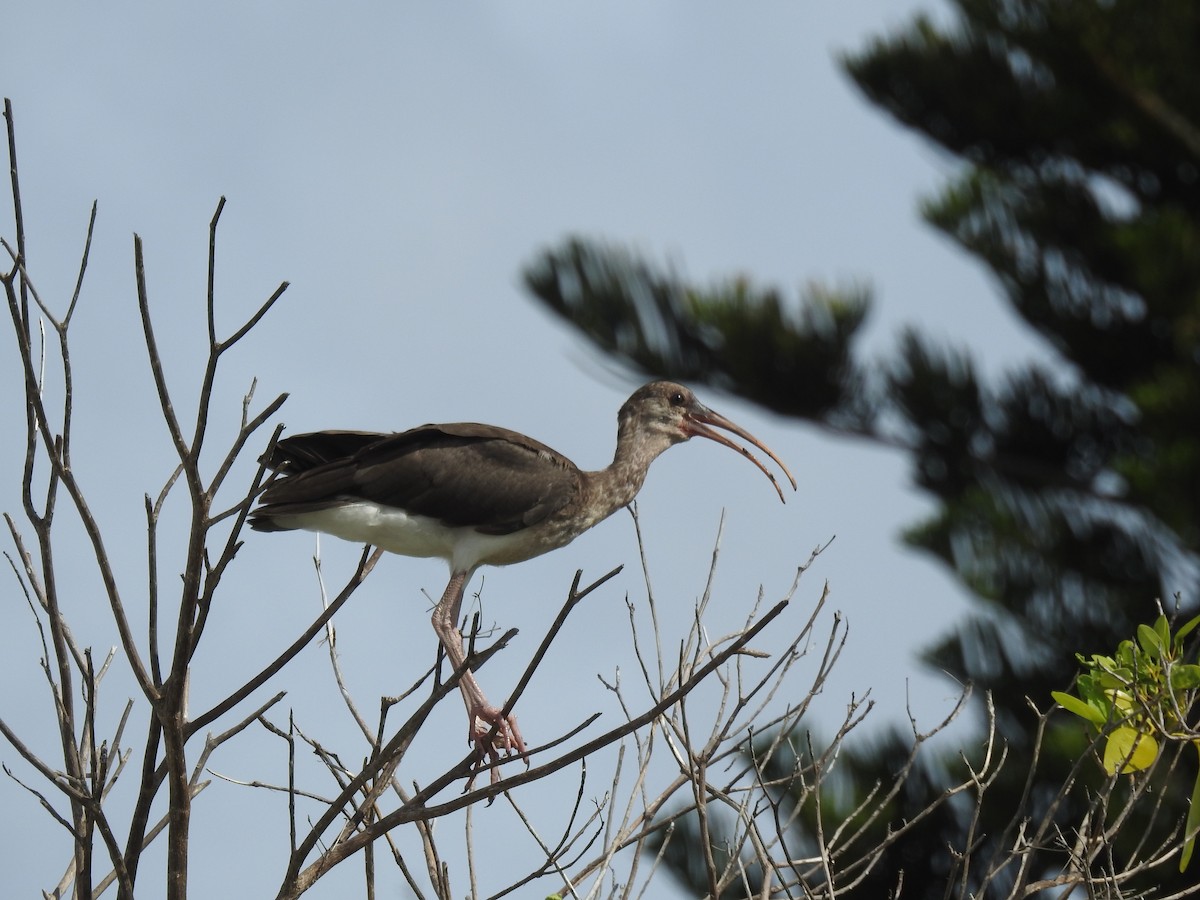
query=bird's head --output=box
[617,381,798,502]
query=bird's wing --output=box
[352,424,580,534]
[262,430,387,470]
[256,423,580,535]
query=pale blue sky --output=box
[1,3,1045,897]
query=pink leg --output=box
[431,570,527,768]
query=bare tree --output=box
[3,99,1192,900]
[0,97,841,900]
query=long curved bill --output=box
[683,402,798,503]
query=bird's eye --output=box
[669,391,685,406]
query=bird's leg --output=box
[431,570,527,767]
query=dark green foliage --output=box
[522,0,1200,894]
[525,238,873,429]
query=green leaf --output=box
[1094,669,1133,691]
[1113,643,1134,669]
[1052,691,1107,725]
[1103,727,1158,774]
[1181,744,1200,872]
[1175,613,1200,648]
[1155,615,1171,650]
[1169,664,1200,691]
[1138,623,1164,658]
[1104,689,1134,714]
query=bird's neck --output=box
[580,427,674,525]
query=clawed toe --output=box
[468,705,527,782]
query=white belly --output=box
[273,501,548,572]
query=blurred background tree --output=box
[522,0,1200,894]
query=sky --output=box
[0,3,1050,897]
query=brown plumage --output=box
[251,381,796,765]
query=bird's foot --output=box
[468,705,527,783]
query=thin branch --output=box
[134,234,189,464]
[279,591,793,898]
[187,546,384,737]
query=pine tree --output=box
[523,1,1200,893]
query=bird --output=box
[249,381,796,765]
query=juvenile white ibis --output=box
[250,381,796,764]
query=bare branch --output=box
[187,546,385,737]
